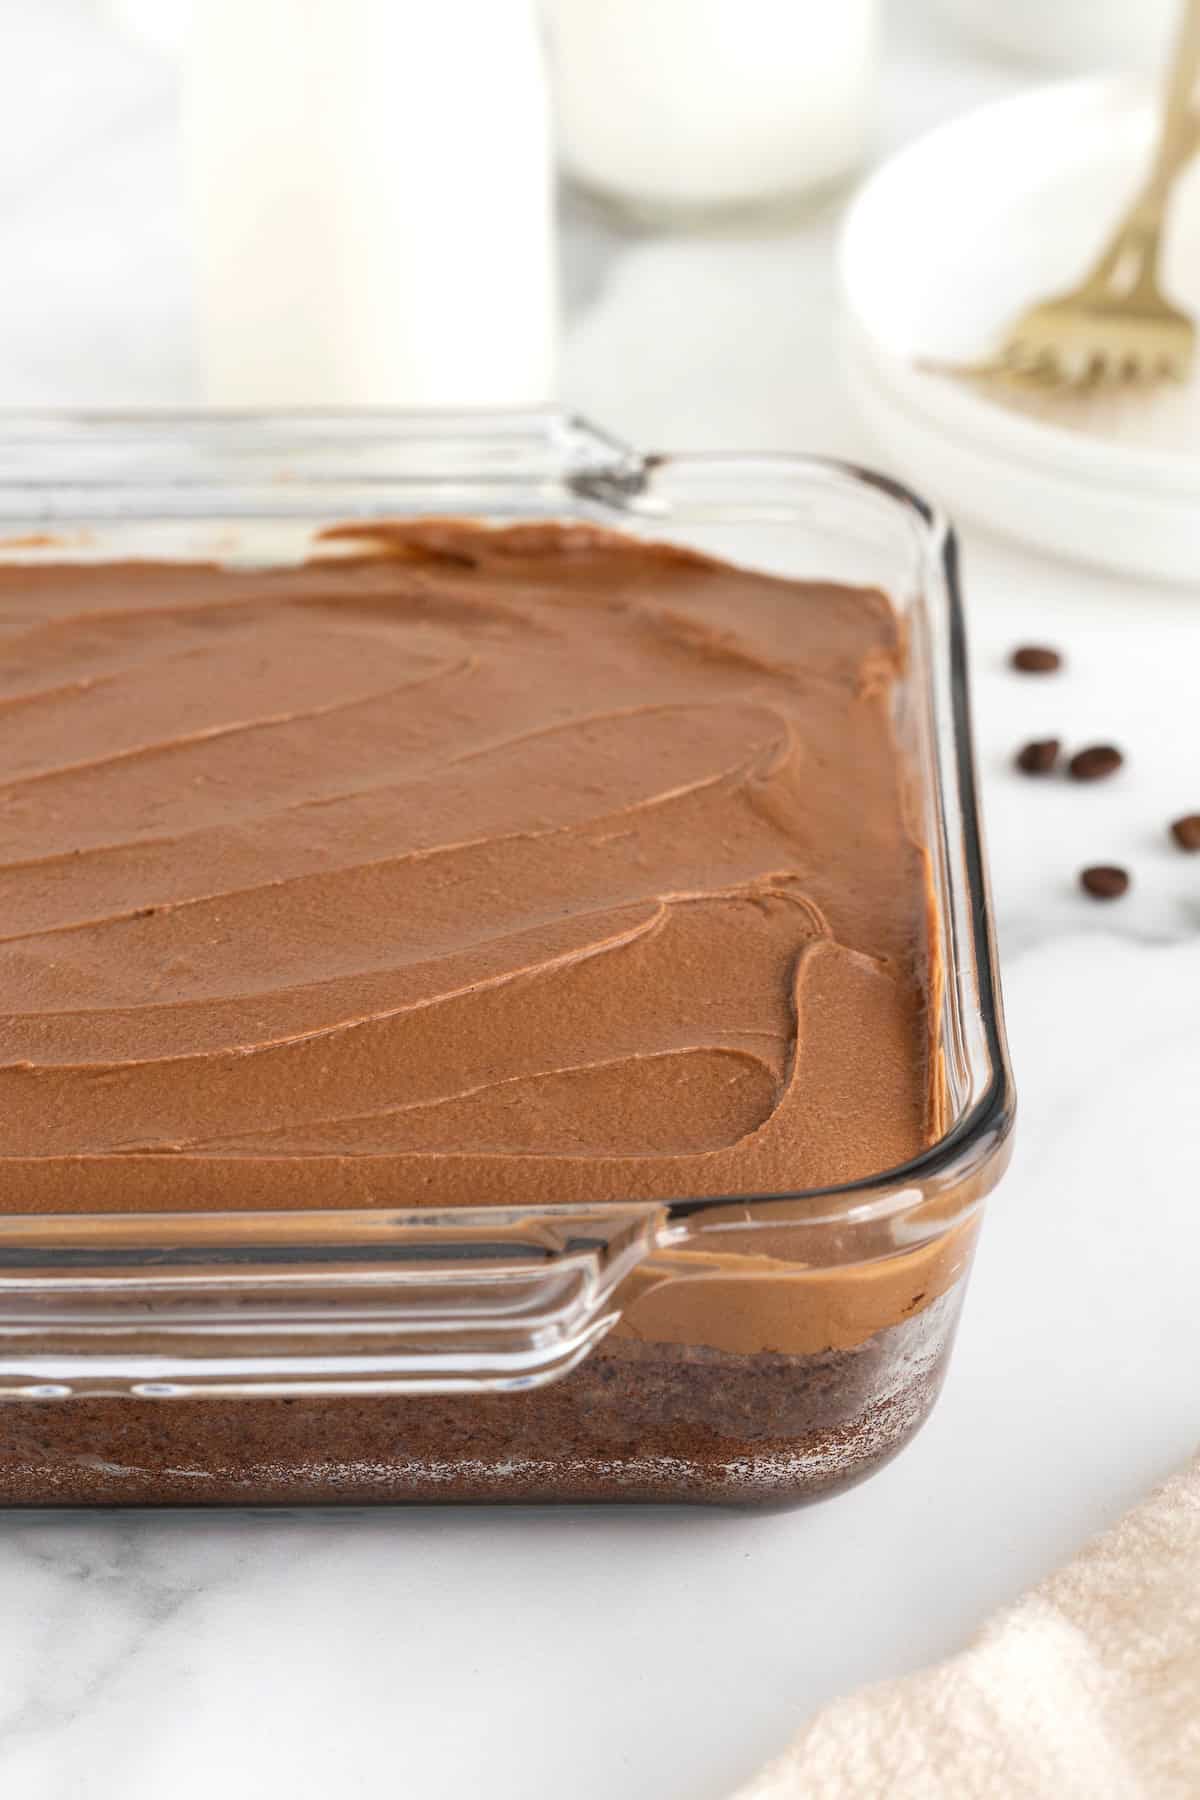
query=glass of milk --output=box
[542,0,878,225]
[187,0,557,407]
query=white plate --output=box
[838,77,1200,582]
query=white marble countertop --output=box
[0,7,1197,1798]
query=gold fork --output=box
[941,0,1200,392]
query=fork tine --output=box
[936,312,1194,395]
[995,353,1066,395]
[1079,350,1104,389]
[1058,344,1091,387]
[1008,338,1055,381]
[1029,350,1067,388]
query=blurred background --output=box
[0,0,1182,438]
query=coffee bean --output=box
[1080,864,1130,900]
[1015,737,1061,774]
[1170,813,1200,852]
[1010,645,1062,673]
[1068,744,1124,782]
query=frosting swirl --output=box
[0,521,935,1215]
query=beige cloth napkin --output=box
[734,1456,1200,1800]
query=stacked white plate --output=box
[838,77,1200,585]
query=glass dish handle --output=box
[0,1204,666,1399]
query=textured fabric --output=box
[735,1456,1200,1800]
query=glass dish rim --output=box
[0,407,1015,1254]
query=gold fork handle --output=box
[1082,0,1200,296]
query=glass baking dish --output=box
[0,410,1014,1507]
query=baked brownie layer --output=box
[0,1289,962,1508]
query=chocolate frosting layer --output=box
[0,522,934,1213]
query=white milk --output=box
[187,0,557,406]
[543,0,877,221]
